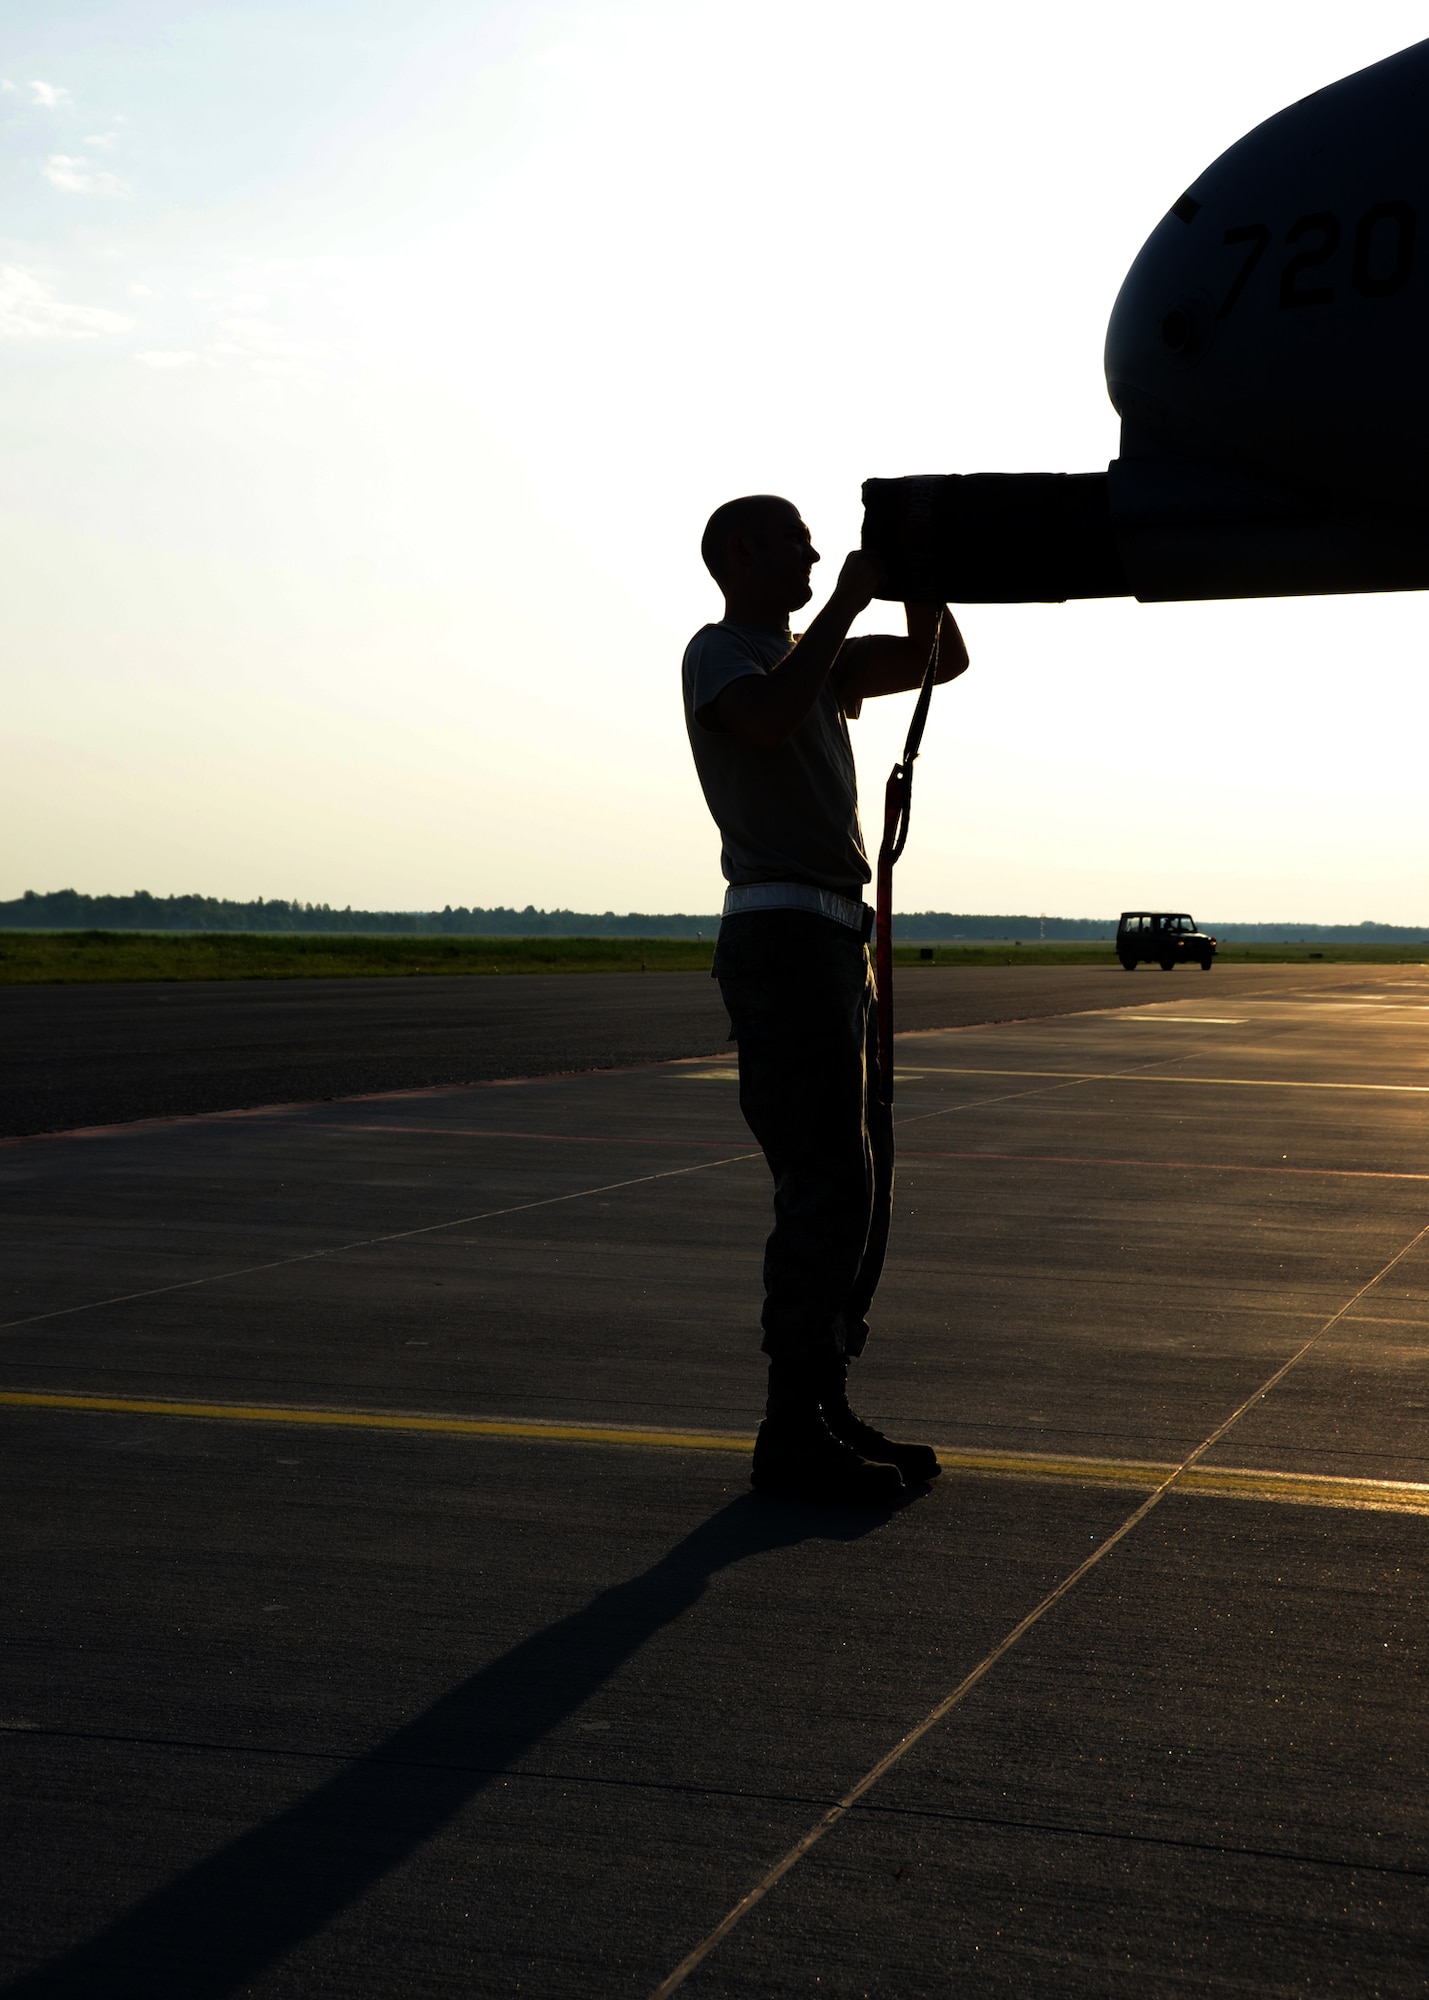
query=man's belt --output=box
[721,882,868,931]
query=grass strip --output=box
[0,932,716,983]
[2,932,1427,985]
[896,942,1429,968]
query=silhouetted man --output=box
[683,495,968,1504]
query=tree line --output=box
[2,889,1424,944]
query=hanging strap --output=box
[875,616,941,1107]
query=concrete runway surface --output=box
[2,963,1427,1995]
[0,960,1312,1137]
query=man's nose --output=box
[808,547,820,565]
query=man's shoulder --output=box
[683,620,776,685]
[686,618,755,654]
[682,621,725,662]
[685,619,790,667]
[683,621,779,731]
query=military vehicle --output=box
[1117,911,1218,972]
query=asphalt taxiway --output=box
[2,963,1427,1996]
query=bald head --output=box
[700,494,822,623]
[700,494,801,584]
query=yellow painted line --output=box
[0,1391,750,1456]
[1176,1464,1429,1513]
[956,1448,1429,1514]
[909,1065,1429,1095]
[4,1390,1428,1514]
[936,1446,1173,1487]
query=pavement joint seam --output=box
[333,1123,753,1149]
[895,1147,1429,1183]
[0,1052,1193,1335]
[648,1209,1429,1997]
[0,1052,741,1150]
[191,1123,1429,1186]
[0,1151,763,1334]
[907,1065,1429,1095]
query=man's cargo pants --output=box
[712,908,894,1360]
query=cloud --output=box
[84,132,120,150]
[181,269,328,374]
[0,265,134,341]
[133,349,198,369]
[204,317,321,373]
[44,155,131,197]
[28,80,72,108]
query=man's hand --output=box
[828,550,885,617]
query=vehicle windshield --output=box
[1167,915,1194,931]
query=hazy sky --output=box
[3,0,1427,920]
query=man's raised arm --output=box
[700,552,883,751]
[839,604,970,704]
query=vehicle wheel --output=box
[1159,957,1176,972]
[1119,956,1137,972]
[1200,956,1213,971]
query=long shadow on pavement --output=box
[4,1491,888,1998]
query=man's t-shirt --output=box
[681,618,870,899]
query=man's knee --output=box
[748,1067,871,1183]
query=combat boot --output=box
[814,1351,941,1486]
[751,1355,905,1507]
